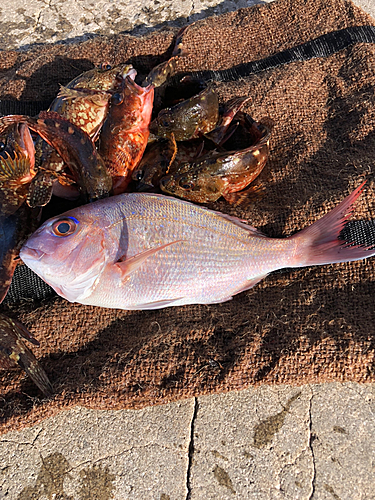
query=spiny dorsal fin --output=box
[0,151,31,182]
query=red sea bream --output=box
[20,184,375,310]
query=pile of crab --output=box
[0,26,273,396]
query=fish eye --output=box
[134,170,144,181]
[0,141,6,153]
[178,177,194,190]
[51,217,78,237]
[99,63,112,71]
[112,92,124,105]
[160,118,170,128]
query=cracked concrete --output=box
[188,385,315,499]
[1,0,375,498]
[0,400,194,499]
[0,0,271,51]
[1,383,375,498]
[0,0,374,52]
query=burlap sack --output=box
[1,0,375,434]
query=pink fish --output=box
[20,183,375,310]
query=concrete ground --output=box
[1,1,375,499]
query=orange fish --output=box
[98,76,154,194]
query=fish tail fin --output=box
[291,182,375,266]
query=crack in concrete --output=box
[0,427,43,448]
[307,388,316,500]
[1,433,184,473]
[186,397,198,500]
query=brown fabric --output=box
[1,0,375,434]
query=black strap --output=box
[169,25,375,84]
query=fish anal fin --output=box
[115,240,184,278]
[205,274,268,305]
[230,274,268,297]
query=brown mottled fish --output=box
[0,314,53,396]
[0,112,112,202]
[49,63,136,139]
[160,117,273,204]
[149,87,219,142]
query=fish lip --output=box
[20,246,45,261]
[124,75,153,95]
[126,68,137,81]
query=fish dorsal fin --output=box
[115,240,184,278]
[217,211,267,236]
[0,151,31,182]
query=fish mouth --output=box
[135,181,154,192]
[20,246,45,262]
[126,68,137,81]
[124,75,153,96]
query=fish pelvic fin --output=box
[291,182,375,267]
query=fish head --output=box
[70,63,137,91]
[149,107,176,138]
[150,88,219,141]
[132,158,158,190]
[20,209,110,302]
[109,76,154,130]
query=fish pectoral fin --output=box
[115,240,184,277]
